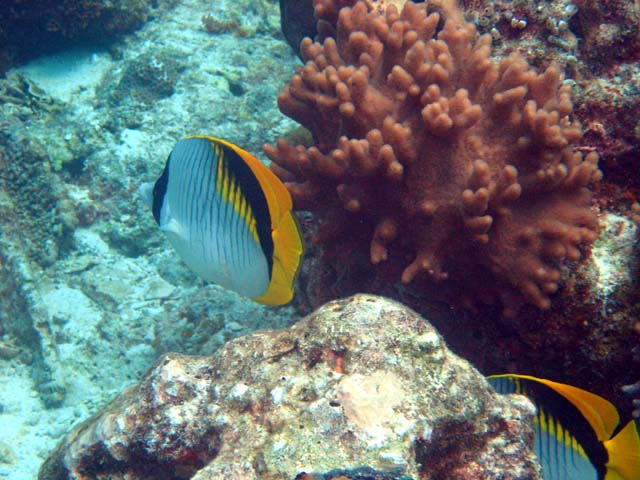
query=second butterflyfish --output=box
[489,374,640,480]
[138,135,304,305]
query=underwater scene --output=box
[0,0,639,479]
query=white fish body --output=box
[140,137,272,298]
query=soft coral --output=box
[266,0,601,316]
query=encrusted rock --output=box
[0,0,154,75]
[39,295,540,479]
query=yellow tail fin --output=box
[216,138,303,305]
[254,212,304,305]
[604,420,640,480]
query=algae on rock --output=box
[39,295,540,480]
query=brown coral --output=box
[265,0,601,316]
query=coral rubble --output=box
[266,0,602,316]
[38,295,540,480]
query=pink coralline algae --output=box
[266,0,602,316]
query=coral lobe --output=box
[266,0,602,315]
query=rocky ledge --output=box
[39,295,540,479]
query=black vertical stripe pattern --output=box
[220,155,230,269]
[201,143,214,226]
[216,141,274,279]
[183,141,197,237]
[211,144,223,268]
[194,140,209,226]
[153,137,274,282]
[489,377,608,479]
[229,168,240,272]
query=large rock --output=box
[39,295,540,479]
[0,0,159,75]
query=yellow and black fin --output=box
[198,136,304,305]
[489,374,640,480]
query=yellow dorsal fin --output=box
[500,374,620,441]
[604,420,640,480]
[198,136,303,305]
[535,377,620,441]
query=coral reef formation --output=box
[573,0,640,64]
[266,0,602,316]
[0,142,77,267]
[39,295,539,480]
[431,212,639,422]
[454,0,640,222]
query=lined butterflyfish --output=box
[138,135,304,305]
[488,374,640,480]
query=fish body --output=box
[489,374,640,480]
[139,135,304,305]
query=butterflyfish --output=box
[488,374,640,480]
[138,135,304,305]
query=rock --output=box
[0,440,16,465]
[588,213,638,301]
[109,52,184,106]
[0,0,158,75]
[39,295,540,479]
